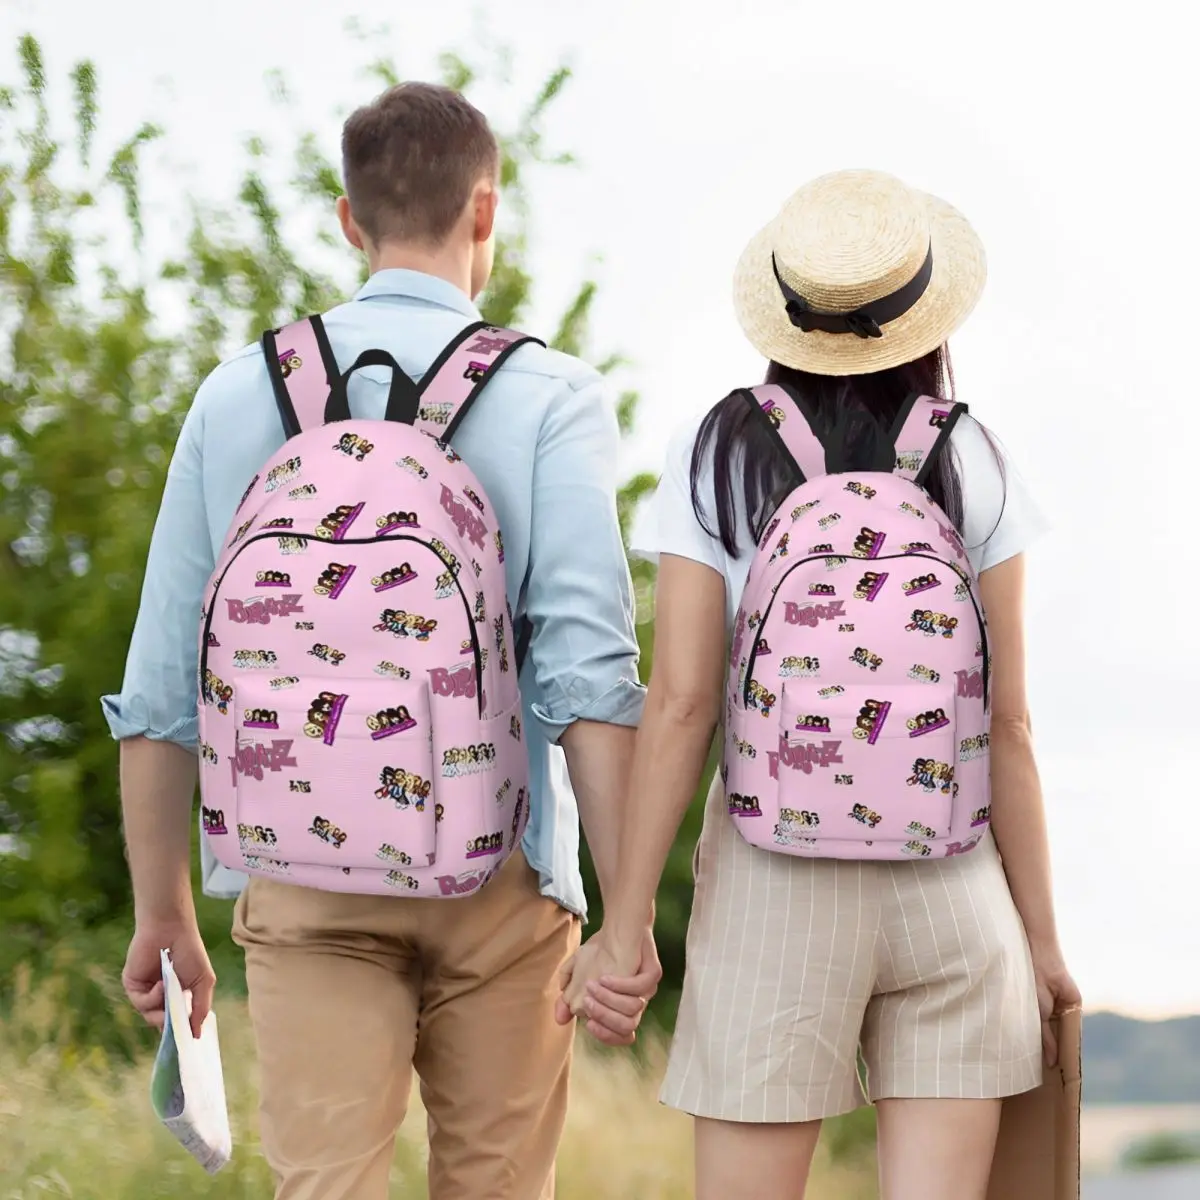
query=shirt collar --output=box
[353,268,481,320]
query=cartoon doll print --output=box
[791,498,821,521]
[852,698,891,744]
[906,820,938,839]
[441,742,497,778]
[375,508,420,535]
[277,535,307,556]
[374,660,412,680]
[238,823,278,848]
[262,517,294,531]
[768,532,790,563]
[906,757,955,795]
[510,788,527,850]
[902,839,933,857]
[906,707,950,738]
[848,803,883,829]
[494,528,505,563]
[270,675,300,690]
[277,347,302,378]
[843,480,877,500]
[289,780,312,793]
[907,663,942,684]
[902,572,941,597]
[308,816,348,848]
[817,684,845,699]
[314,562,356,599]
[971,805,992,827]
[202,669,232,714]
[333,432,374,462]
[817,512,841,533]
[493,616,509,673]
[288,483,318,501]
[384,870,420,890]
[374,609,437,641]
[255,569,292,588]
[853,570,889,601]
[510,713,522,740]
[898,501,925,520]
[308,643,346,666]
[264,456,301,493]
[303,691,348,745]
[376,843,413,866]
[794,712,831,734]
[233,649,279,671]
[375,766,431,810]
[755,637,772,657]
[315,503,365,541]
[852,526,886,558]
[906,609,958,639]
[397,456,429,480]
[778,655,820,679]
[809,582,836,597]
[901,540,934,553]
[727,792,762,817]
[848,646,883,672]
[236,473,260,514]
[895,449,924,474]
[371,563,417,592]
[366,704,418,739]
[466,831,505,859]
[201,806,227,835]
[745,680,776,717]
[242,706,279,731]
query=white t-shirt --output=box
[633,409,1049,628]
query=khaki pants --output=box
[232,851,581,1199]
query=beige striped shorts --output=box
[660,776,1043,1124]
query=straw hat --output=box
[733,169,986,376]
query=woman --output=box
[562,170,1080,1200]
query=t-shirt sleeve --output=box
[953,414,1051,574]
[630,418,724,574]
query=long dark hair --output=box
[690,346,1001,557]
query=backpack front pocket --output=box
[220,676,439,872]
[769,682,959,850]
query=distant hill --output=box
[1085,1012,1200,1104]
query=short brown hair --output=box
[341,82,499,246]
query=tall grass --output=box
[0,965,878,1198]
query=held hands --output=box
[555,926,662,1047]
[122,919,216,1040]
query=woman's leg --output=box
[695,1117,823,1200]
[875,1098,1001,1200]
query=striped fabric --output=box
[661,776,1043,1123]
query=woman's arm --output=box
[603,553,728,956]
[979,553,1080,1061]
[977,554,1057,943]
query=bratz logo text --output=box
[767,734,844,778]
[226,594,304,624]
[783,600,845,627]
[430,664,478,700]
[440,485,487,549]
[228,738,298,785]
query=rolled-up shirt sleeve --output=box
[100,393,215,749]
[524,374,646,740]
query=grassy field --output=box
[0,966,878,1199]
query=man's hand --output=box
[123,919,215,1040]
[555,926,661,1047]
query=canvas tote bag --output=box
[986,1007,1082,1200]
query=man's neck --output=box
[367,242,473,300]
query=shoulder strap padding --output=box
[743,383,829,485]
[890,395,969,486]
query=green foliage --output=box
[0,31,704,1052]
[1120,1131,1200,1170]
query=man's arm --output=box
[522,372,646,911]
[103,395,220,1036]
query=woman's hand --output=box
[555,927,660,1047]
[1030,942,1081,1066]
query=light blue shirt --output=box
[101,269,645,918]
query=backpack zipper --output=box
[199,530,486,719]
[741,551,989,709]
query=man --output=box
[104,82,660,1200]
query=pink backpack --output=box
[723,384,991,861]
[197,315,542,897]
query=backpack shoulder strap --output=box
[415,321,544,443]
[742,383,828,485]
[889,394,969,486]
[262,315,341,439]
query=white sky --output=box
[3,0,1196,1017]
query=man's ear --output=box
[473,179,498,245]
[337,195,366,251]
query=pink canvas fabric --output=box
[724,388,991,861]
[197,318,540,897]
